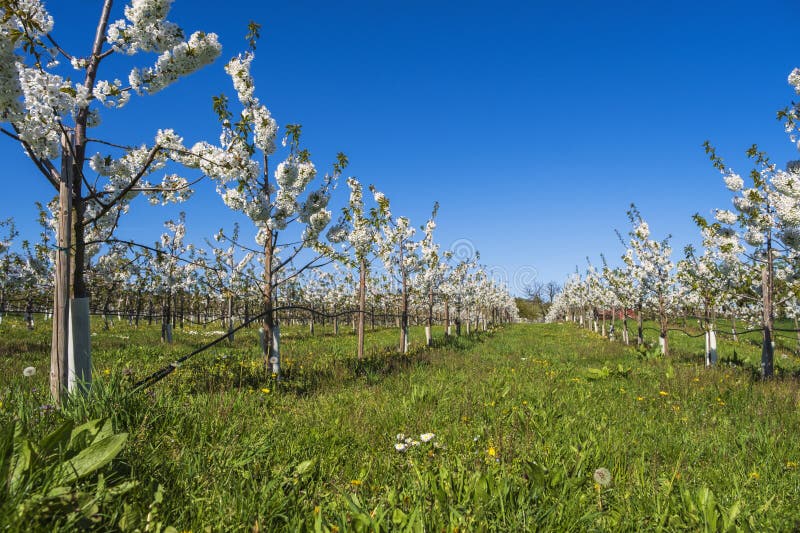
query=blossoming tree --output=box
[621,205,676,355]
[699,144,800,377]
[0,0,222,401]
[335,177,390,358]
[199,45,347,377]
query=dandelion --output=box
[659,391,669,397]
[103,368,111,375]
[394,443,408,453]
[786,461,797,469]
[593,467,612,487]
[22,366,36,377]
[350,479,362,486]
[749,471,760,480]
[593,467,612,511]
[420,433,435,443]
[487,446,497,458]
[636,396,645,401]
[261,388,270,394]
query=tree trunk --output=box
[400,268,408,354]
[161,293,172,343]
[226,294,234,343]
[761,256,774,378]
[357,258,366,359]
[50,134,73,404]
[426,286,434,347]
[444,299,451,337]
[637,306,643,346]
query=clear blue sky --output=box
[2,0,799,293]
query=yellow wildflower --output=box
[261,388,270,394]
[659,391,669,397]
[749,471,760,480]
[487,446,497,458]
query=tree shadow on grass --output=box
[177,329,496,397]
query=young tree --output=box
[335,178,390,358]
[417,204,451,345]
[0,0,222,401]
[200,44,347,377]
[699,144,800,377]
[0,218,18,325]
[622,206,676,355]
[379,214,421,353]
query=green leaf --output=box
[392,508,407,525]
[39,420,74,455]
[9,423,32,494]
[294,458,316,477]
[586,366,610,380]
[68,418,112,453]
[0,422,15,496]
[55,433,128,484]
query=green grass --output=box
[2,315,800,530]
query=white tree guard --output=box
[68,297,91,393]
[658,335,666,355]
[425,326,431,345]
[271,324,281,375]
[705,328,717,366]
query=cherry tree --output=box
[335,177,390,358]
[699,144,800,377]
[601,260,633,344]
[147,213,196,343]
[0,0,223,401]
[198,44,347,377]
[417,204,451,345]
[379,213,422,353]
[203,225,254,342]
[0,218,18,325]
[621,206,676,355]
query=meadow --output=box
[1,315,800,531]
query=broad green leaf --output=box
[39,420,74,455]
[294,458,316,477]
[9,423,32,494]
[55,433,128,484]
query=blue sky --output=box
[2,0,800,293]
